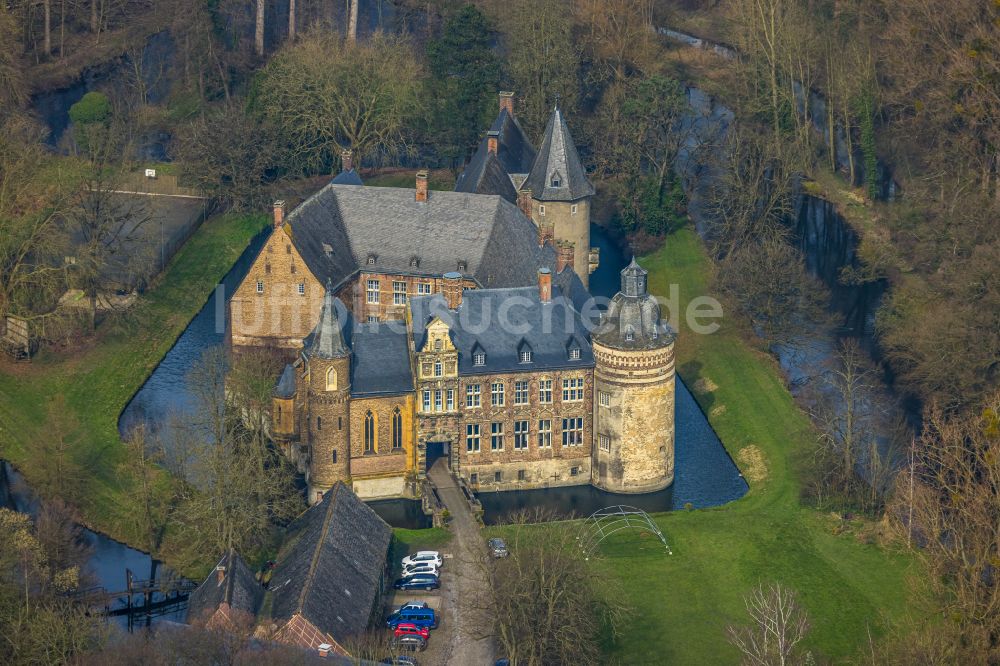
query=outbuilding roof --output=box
[186,550,263,625]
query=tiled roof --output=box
[265,483,392,646]
[330,168,364,186]
[305,286,349,359]
[350,323,413,397]
[275,364,297,398]
[594,258,675,350]
[409,285,595,375]
[186,550,263,625]
[489,107,536,175]
[285,184,569,292]
[522,105,595,202]
[454,149,518,203]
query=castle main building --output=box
[230,95,676,502]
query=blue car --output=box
[386,606,438,630]
[393,573,440,591]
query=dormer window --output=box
[550,171,562,188]
[410,256,420,268]
[551,177,560,187]
[518,341,533,364]
[569,348,580,360]
[473,352,486,366]
[625,327,634,342]
[322,243,333,257]
[367,254,377,265]
[457,260,467,272]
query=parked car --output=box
[393,573,440,591]
[487,537,509,558]
[378,657,418,666]
[398,601,429,612]
[401,551,443,568]
[386,606,438,630]
[401,561,440,577]
[390,634,426,652]
[394,623,430,640]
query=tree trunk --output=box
[90,0,97,34]
[288,0,295,41]
[43,0,51,55]
[255,0,265,57]
[348,0,358,44]
[59,0,65,58]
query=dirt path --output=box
[425,459,495,665]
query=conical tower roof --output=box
[307,281,349,359]
[522,104,595,202]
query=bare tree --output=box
[347,0,358,43]
[727,582,811,666]
[255,0,265,56]
[473,509,629,665]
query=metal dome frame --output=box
[576,505,673,558]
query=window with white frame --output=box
[366,279,380,303]
[514,420,529,449]
[434,389,442,412]
[539,205,546,215]
[514,380,529,405]
[473,352,486,366]
[571,204,578,215]
[568,347,581,360]
[466,384,481,408]
[446,389,455,411]
[434,361,442,377]
[599,390,611,407]
[599,434,611,451]
[539,379,552,404]
[256,280,264,293]
[491,382,505,406]
[518,349,532,364]
[466,424,480,452]
[562,417,583,446]
[562,377,584,402]
[393,281,407,305]
[297,282,305,295]
[538,419,552,448]
[491,422,504,450]
[417,282,432,295]
[422,390,431,412]
[367,315,379,323]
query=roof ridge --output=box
[295,484,341,615]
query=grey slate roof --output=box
[306,286,350,359]
[522,105,595,202]
[489,107,536,175]
[331,168,364,186]
[454,149,518,203]
[409,286,595,375]
[594,258,675,350]
[266,483,392,645]
[350,323,413,397]
[275,364,297,398]
[186,550,263,624]
[286,183,573,292]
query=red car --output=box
[393,623,430,641]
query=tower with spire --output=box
[591,258,676,493]
[300,281,352,502]
[520,102,597,288]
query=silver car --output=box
[487,537,509,558]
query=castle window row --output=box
[465,417,584,453]
[358,408,404,454]
[421,389,456,413]
[461,377,582,408]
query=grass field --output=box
[580,225,915,663]
[0,213,267,546]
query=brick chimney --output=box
[499,91,514,116]
[341,149,353,172]
[517,189,533,219]
[216,565,226,585]
[538,267,552,303]
[442,271,463,310]
[415,170,429,202]
[487,130,499,156]
[318,643,332,658]
[273,200,286,228]
[556,240,575,273]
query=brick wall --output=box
[339,272,478,322]
[303,356,352,502]
[230,227,324,349]
[348,395,414,480]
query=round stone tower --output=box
[592,258,676,493]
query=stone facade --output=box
[337,271,477,322]
[528,197,594,288]
[230,221,324,351]
[300,354,352,503]
[592,342,676,492]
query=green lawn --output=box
[586,226,914,664]
[0,213,267,545]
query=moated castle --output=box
[229,94,676,502]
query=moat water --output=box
[117,220,747,527]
